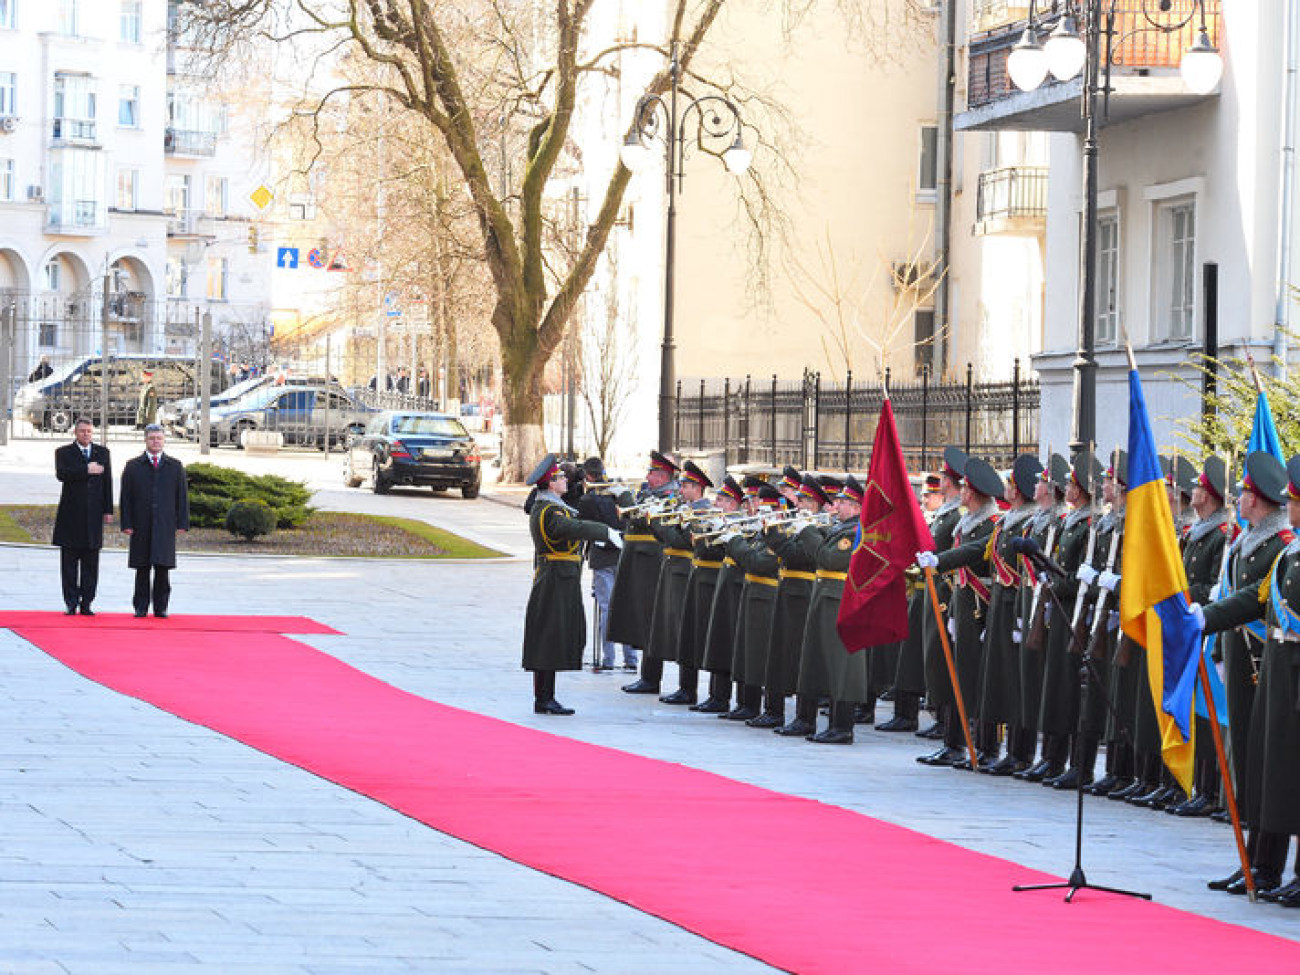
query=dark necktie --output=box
[83,448,90,461]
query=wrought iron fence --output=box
[673,360,1040,473]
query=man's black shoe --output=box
[720,706,759,721]
[745,712,784,729]
[622,679,660,694]
[1171,795,1214,818]
[1084,774,1122,796]
[133,611,147,618]
[154,612,169,619]
[917,746,966,767]
[775,719,816,737]
[916,721,946,739]
[1106,779,1146,801]
[690,697,730,713]
[78,605,95,616]
[1226,869,1282,896]
[1016,759,1051,781]
[876,715,919,733]
[1048,768,1093,791]
[1258,878,1300,903]
[986,755,1028,777]
[64,605,77,615]
[808,728,854,744]
[1207,868,1243,891]
[658,689,697,705]
[534,700,575,715]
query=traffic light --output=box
[248,224,260,253]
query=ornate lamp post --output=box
[621,45,751,454]
[1007,1,1222,453]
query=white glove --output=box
[1098,570,1120,593]
[1215,658,1226,686]
[1189,601,1205,631]
[1076,564,1098,586]
[605,526,624,550]
[916,551,939,570]
[1107,610,1120,633]
[1012,628,1022,645]
[947,617,957,640]
[1043,604,1052,623]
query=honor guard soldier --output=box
[914,449,968,741]
[695,476,752,713]
[1169,455,1233,816]
[722,485,784,722]
[521,454,623,715]
[1197,451,1296,895]
[915,455,1003,766]
[653,460,715,705]
[614,451,680,694]
[1012,454,1068,779]
[976,453,1042,774]
[752,473,827,728]
[1040,452,1104,789]
[681,475,742,711]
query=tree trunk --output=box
[500,364,545,482]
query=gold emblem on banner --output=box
[838,537,852,551]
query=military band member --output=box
[1169,456,1232,816]
[684,476,744,713]
[1197,451,1295,895]
[575,457,632,670]
[695,477,755,714]
[1036,452,1103,788]
[1011,454,1068,779]
[654,461,715,705]
[522,454,623,715]
[976,453,1041,774]
[723,485,784,722]
[752,474,827,728]
[915,449,968,741]
[615,451,680,694]
[777,465,803,506]
[915,456,1003,766]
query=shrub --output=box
[187,463,314,529]
[225,499,277,541]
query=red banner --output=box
[836,399,934,651]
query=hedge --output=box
[187,463,314,529]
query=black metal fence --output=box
[673,360,1040,472]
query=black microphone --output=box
[1010,536,1067,580]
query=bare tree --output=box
[577,243,636,458]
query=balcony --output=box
[957,1,1221,132]
[975,166,1048,235]
[47,199,103,234]
[164,127,217,156]
[166,208,214,237]
[51,117,98,146]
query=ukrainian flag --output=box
[1119,368,1200,792]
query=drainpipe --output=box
[933,0,958,377]
[1275,0,1299,376]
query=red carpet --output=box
[3,611,1297,974]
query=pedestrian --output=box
[522,453,622,714]
[135,370,158,428]
[119,425,190,618]
[28,355,53,383]
[52,418,113,615]
[416,367,431,399]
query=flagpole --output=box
[1196,652,1256,900]
[923,567,979,769]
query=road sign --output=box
[306,247,325,269]
[384,292,402,318]
[249,184,274,210]
[276,247,299,269]
[327,250,350,272]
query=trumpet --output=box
[585,479,638,495]
[690,511,781,540]
[617,497,680,518]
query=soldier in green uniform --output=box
[1169,456,1233,817]
[752,474,828,728]
[977,453,1041,775]
[915,456,1003,767]
[654,461,715,705]
[522,454,623,715]
[1197,451,1296,895]
[914,450,968,741]
[1034,453,1102,787]
[722,486,783,722]
[1011,454,1068,780]
[615,452,680,694]
[682,476,744,713]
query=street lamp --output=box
[1007,0,1222,453]
[621,44,751,454]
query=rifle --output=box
[1022,517,1060,652]
[1084,447,1124,660]
[1069,444,1100,654]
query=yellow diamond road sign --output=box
[249,185,274,210]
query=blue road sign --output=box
[277,247,300,269]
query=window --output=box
[116,167,138,210]
[120,0,142,43]
[44,258,61,291]
[118,85,140,127]
[0,158,13,201]
[164,173,190,214]
[918,125,938,195]
[1096,212,1119,345]
[913,308,935,375]
[57,0,78,35]
[0,0,15,29]
[205,175,228,217]
[47,147,104,228]
[1152,199,1197,341]
[165,257,188,298]
[0,72,15,116]
[53,73,96,142]
[206,256,228,300]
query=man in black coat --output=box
[53,418,114,615]
[120,425,190,618]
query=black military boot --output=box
[747,689,785,728]
[776,694,817,737]
[722,683,761,721]
[691,672,732,712]
[533,671,574,715]
[809,701,855,744]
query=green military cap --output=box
[1011,453,1044,500]
[1070,452,1103,495]
[1241,451,1288,505]
[526,452,559,486]
[963,457,1004,499]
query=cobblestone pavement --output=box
[0,439,1296,972]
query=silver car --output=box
[196,385,377,448]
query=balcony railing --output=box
[967,1,1221,110]
[47,199,102,232]
[51,117,97,144]
[971,0,1032,33]
[166,208,212,237]
[975,166,1048,232]
[164,127,218,156]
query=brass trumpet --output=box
[617,497,679,518]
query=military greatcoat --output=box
[796,518,870,704]
[728,533,780,684]
[678,530,727,670]
[763,524,818,698]
[605,482,676,647]
[932,504,999,711]
[1038,507,1092,737]
[920,500,964,703]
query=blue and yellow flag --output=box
[1119,368,1200,792]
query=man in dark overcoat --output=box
[53,417,114,614]
[119,424,189,618]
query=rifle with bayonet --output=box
[1069,445,1100,654]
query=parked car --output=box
[199,385,376,448]
[344,411,482,498]
[14,354,230,433]
[162,375,343,437]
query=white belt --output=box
[1270,627,1300,643]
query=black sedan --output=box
[344,411,482,498]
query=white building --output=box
[0,0,272,379]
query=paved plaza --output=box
[0,439,1297,972]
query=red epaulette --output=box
[1280,529,1296,545]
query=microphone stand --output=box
[1011,549,1151,903]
